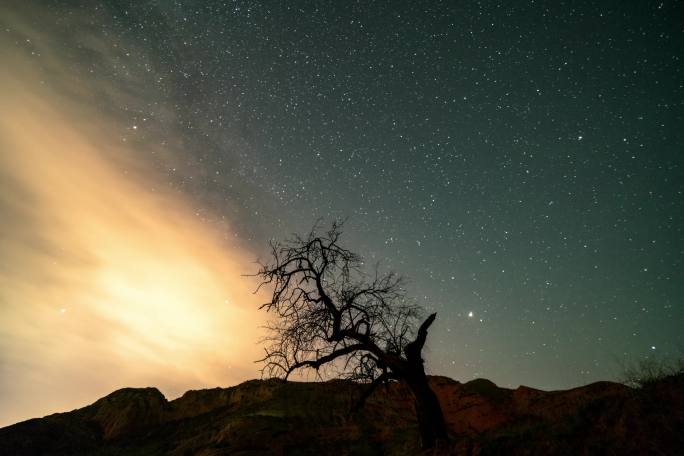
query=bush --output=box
[620,357,684,388]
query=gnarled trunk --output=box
[406,369,448,449]
[401,312,448,448]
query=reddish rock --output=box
[1,374,682,455]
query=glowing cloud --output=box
[0,9,265,426]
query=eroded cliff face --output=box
[1,374,682,455]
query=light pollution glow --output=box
[0,12,266,427]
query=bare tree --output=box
[254,221,448,448]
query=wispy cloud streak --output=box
[0,5,265,426]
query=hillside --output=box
[1,374,682,455]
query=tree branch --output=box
[284,343,367,379]
[404,312,437,364]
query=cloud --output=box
[0,5,266,426]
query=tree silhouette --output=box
[255,221,448,448]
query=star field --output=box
[6,0,684,390]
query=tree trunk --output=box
[406,370,448,449]
[401,312,448,448]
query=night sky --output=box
[1,1,683,425]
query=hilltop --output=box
[1,374,682,455]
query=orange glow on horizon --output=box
[0,27,266,426]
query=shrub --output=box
[620,357,684,388]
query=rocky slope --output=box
[1,374,682,455]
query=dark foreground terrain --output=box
[1,373,682,455]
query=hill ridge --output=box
[1,374,682,455]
